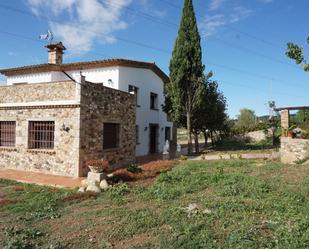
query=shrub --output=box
[127,163,142,174]
[86,159,109,173]
[300,130,309,139]
[180,155,188,161]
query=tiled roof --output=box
[0,59,169,83]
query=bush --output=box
[86,159,109,173]
[300,130,309,139]
[127,163,142,174]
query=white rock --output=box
[78,186,86,193]
[99,180,109,190]
[86,184,101,193]
[81,179,89,188]
[202,208,212,214]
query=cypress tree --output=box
[167,0,204,154]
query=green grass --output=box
[1,160,309,248]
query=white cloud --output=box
[200,6,252,37]
[229,6,252,23]
[27,0,131,55]
[209,0,225,11]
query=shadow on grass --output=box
[213,139,279,152]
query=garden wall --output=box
[280,137,309,164]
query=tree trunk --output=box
[203,131,208,148]
[187,111,192,155]
[194,133,199,154]
[210,131,214,148]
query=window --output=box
[28,121,55,149]
[103,123,120,150]
[165,127,171,142]
[150,92,158,110]
[0,121,16,147]
[135,125,140,144]
[128,85,139,106]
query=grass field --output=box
[1,160,309,248]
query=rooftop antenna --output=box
[39,29,53,44]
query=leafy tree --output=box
[286,35,309,72]
[235,108,257,133]
[166,0,204,154]
[191,76,228,151]
[296,110,309,130]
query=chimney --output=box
[45,42,66,64]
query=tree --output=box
[296,110,309,130]
[191,76,228,151]
[286,35,309,72]
[166,0,204,155]
[235,108,257,133]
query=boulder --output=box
[99,180,109,190]
[78,186,86,193]
[86,184,101,193]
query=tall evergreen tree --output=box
[166,0,204,154]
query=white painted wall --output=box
[118,67,173,157]
[2,65,172,157]
[7,72,52,85]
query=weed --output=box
[179,155,188,161]
[107,183,129,201]
[3,227,45,249]
[62,191,97,203]
[127,163,142,174]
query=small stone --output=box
[78,186,86,193]
[99,180,109,190]
[81,179,89,188]
[202,208,212,214]
[86,184,101,193]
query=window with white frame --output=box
[135,125,140,144]
[128,85,139,106]
[150,92,158,110]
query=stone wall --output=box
[0,106,81,177]
[79,82,136,175]
[0,81,135,177]
[0,81,76,103]
[280,137,309,164]
[246,130,269,142]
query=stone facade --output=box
[280,137,309,164]
[79,82,136,176]
[0,81,136,177]
[280,110,290,130]
[0,81,76,103]
[0,106,81,176]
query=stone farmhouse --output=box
[0,43,174,177]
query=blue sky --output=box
[0,0,308,118]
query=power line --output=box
[0,28,307,96]
[157,0,285,49]
[207,60,308,89]
[0,3,170,54]
[0,3,299,71]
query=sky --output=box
[0,0,308,118]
